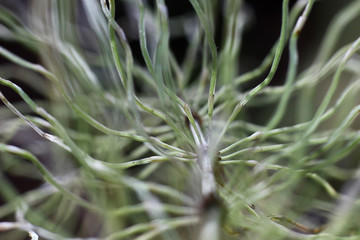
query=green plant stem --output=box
[266,0,315,130]
[188,0,218,125]
[218,0,290,142]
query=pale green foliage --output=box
[1,0,360,239]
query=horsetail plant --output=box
[1,0,360,239]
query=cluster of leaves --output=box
[1,0,360,239]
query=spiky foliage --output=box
[1,0,360,239]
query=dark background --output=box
[0,0,356,98]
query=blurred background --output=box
[1,0,360,239]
